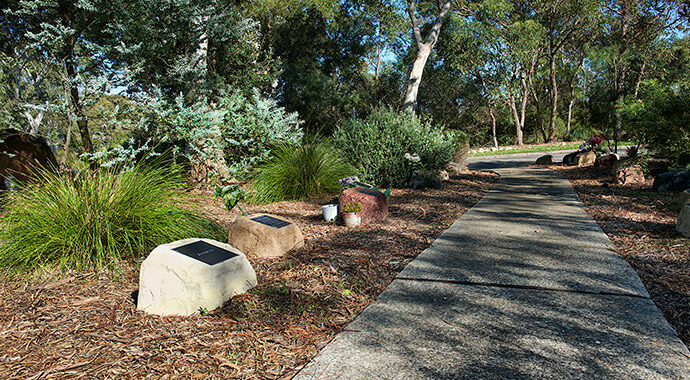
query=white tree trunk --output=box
[403,45,431,112]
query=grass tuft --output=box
[0,166,225,272]
[250,142,356,204]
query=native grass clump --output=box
[250,141,356,204]
[0,167,224,271]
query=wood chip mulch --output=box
[0,171,498,379]
[550,162,690,346]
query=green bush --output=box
[0,167,224,271]
[220,91,304,178]
[332,107,455,188]
[250,142,356,204]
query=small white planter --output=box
[322,204,338,222]
[343,212,361,227]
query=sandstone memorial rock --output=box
[653,169,690,193]
[452,147,470,171]
[228,214,304,258]
[562,151,580,165]
[535,155,553,165]
[445,163,461,176]
[0,129,57,190]
[438,169,450,181]
[616,165,645,185]
[137,238,257,316]
[339,186,388,224]
[575,151,596,167]
[595,153,619,169]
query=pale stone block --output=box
[137,238,257,316]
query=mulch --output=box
[0,171,498,379]
[550,161,690,346]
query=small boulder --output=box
[562,151,581,165]
[680,189,690,209]
[595,154,620,169]
[0,129,58,190]
[137,238,257,316]
[339,187,388,225]
[438,170,450,181]
[445,163,461,176]
[616,165,645,185]
[452,148,470,171]
[408,170,442,190]
[228,214,304,259]
[575,151,597,167]
[535,155,553,165]
[677,203,690,237]
[653,169,690,193]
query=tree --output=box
[402,0,453,112]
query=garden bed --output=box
[0,171,498,379]
[551,163,690,346]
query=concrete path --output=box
[295,167,690,379]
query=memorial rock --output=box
[137,238,257,316]
[653,169,690,193]
[228,214,304,259]
[340,186,388,224]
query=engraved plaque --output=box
[173,241,238,266]
[251,215,291,229]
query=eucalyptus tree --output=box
[402,0,454,112]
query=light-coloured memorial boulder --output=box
[438,169,450,181]
[445,163,461,176]
[575,151,596,167]
[677,202,690,238]
[137,238,257,316]
[228,214,304,259]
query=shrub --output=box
[332,107,455,188]
[220,91,304,178]
[250,141,356,204]
[0,167,225,271]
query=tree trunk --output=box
[547,54,559,142]
[489,102,498,148]
[531,86,548,143]
[403,45,431,112]
[508,95,524,146]
[60,119,72,169]
[566,85,576,138]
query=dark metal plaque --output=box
[173,241,238,266]
[251,215,291,229]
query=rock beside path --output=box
[575,151,596,167]
[535,155,553,165]
[653,169,690,193]
[678,203,690,237]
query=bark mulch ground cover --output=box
[551,162,690,346]
[0,171,498,379]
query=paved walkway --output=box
[295,167,690,379]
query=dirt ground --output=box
[0,171,498,379]
[551,162,690,346]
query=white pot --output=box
[322,204,338,222]
[343,212,361,227]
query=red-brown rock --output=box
[595,153,620,169]
[616,165,645,185]
[339,187,388,225]
[0,129,58,190]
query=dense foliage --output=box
[333,107,455,187]
[250,141,356,204]
[220,91,304,179]
[0,167,225,271]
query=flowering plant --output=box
[339,176,359,189]
[342,202,362,213]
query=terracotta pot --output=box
[342,212,361,227]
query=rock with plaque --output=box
[137,238,257,316]
[228,214,304,259]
